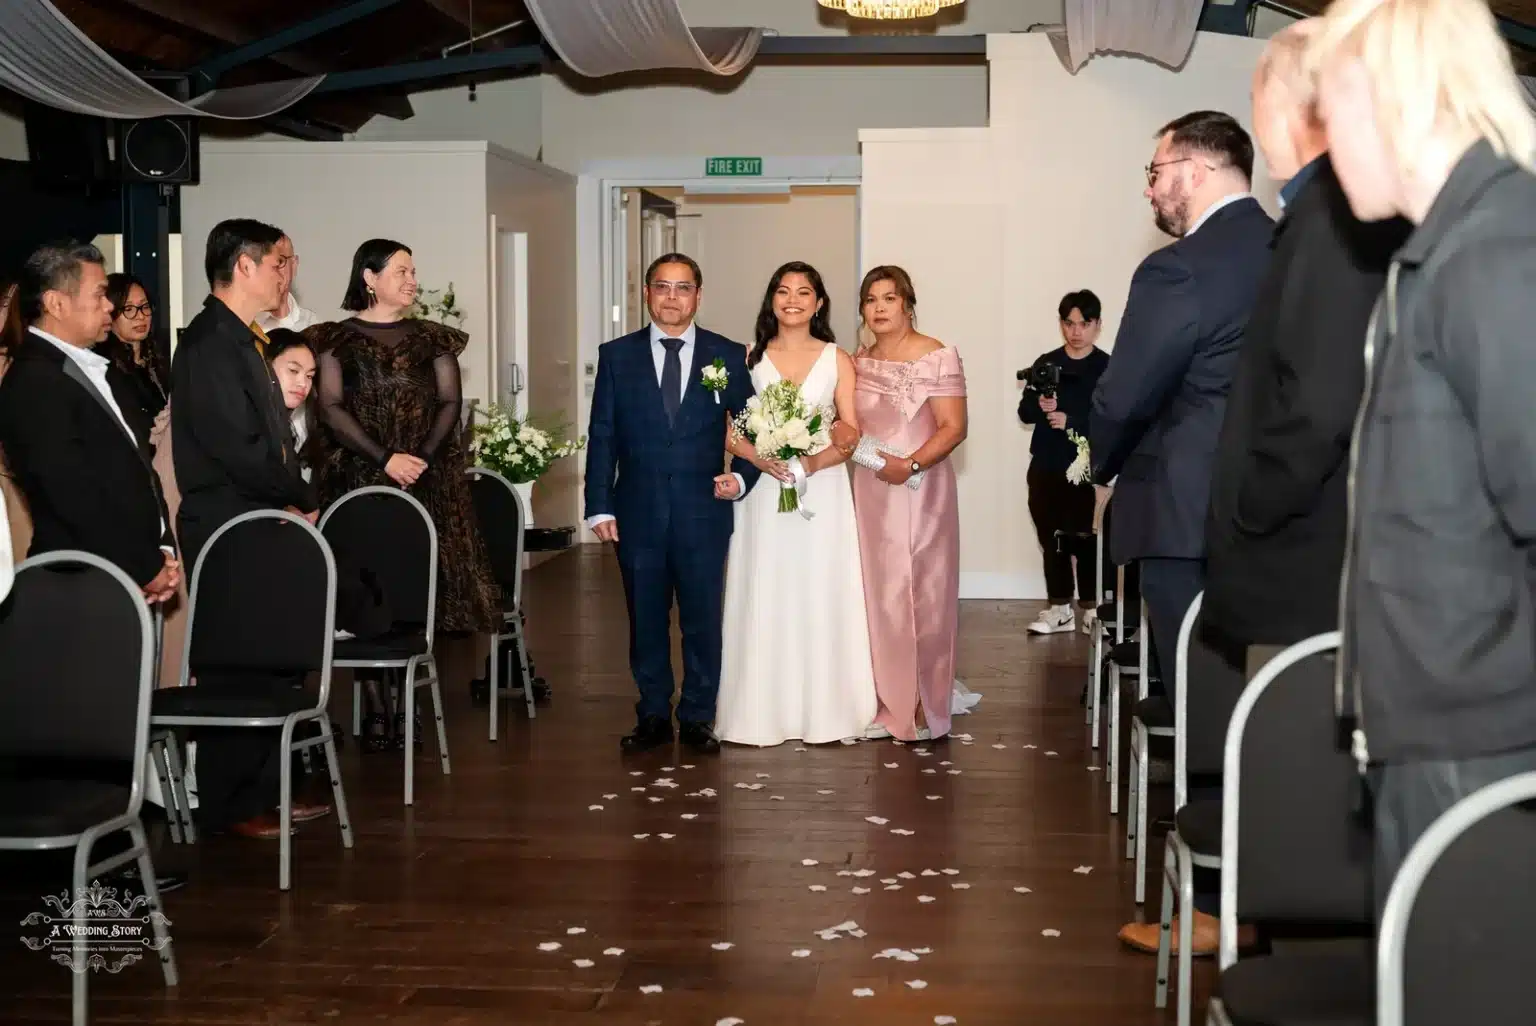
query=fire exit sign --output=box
[706,156,763,176]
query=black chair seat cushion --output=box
[1219,947,1374,1026]
[153,684,314,719]
[1097,601,1141,625]
[1111,640,1142,668]
[1175,798,1222,857]
[1134,696,1174,730]
[333,629,429,662]
[0,778,131,837]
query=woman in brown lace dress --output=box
[307,239,499,748]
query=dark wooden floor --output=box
[1,546,1204,1024]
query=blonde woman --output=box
[1308,0,1536,918]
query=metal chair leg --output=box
[512,615,536,721]
[1109,666,1122,816]
[403,662,417,807]
[352,677,362,738]
[488,628,500,742]
[1126,721,1140,855]
[428,655,450,775]
[1156,834,1176,1009]
[162,732,196,843]
[126,818,178,987]
[1135,731,1150,904]
[149,738,180,844]
[278,720,296,891]
[1177,841,1196,1026]
[318,713,354,851]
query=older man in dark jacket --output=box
[1202,23,1410,665]
[1313,0,1536,919]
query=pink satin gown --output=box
[852,347,966,741]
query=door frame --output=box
[575,155,862,542]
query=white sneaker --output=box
[1080,608,1097,635]
[1027,605,1075,635]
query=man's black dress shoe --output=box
[620,717,674,754]
[678,721,721,755]
[116,865,189,895]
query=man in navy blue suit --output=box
[1090,111,1275,701]
[584,253,761,755]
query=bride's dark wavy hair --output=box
[748,261,836,368]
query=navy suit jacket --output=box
[583,326,759,551]
[1090,196,1275,564]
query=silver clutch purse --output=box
[852,435,925,491]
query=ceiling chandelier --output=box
[818,0,966,20]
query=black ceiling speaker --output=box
[116,116,200,184]
[22,102,111,186]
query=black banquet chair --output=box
[466,465,536,740]
[320,485,450,806]
[0,551,179,1025]
[1207,631,1374,1026]
[149,509,353,891]
[1378,769,1536,1026]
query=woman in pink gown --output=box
[851,266,969,741]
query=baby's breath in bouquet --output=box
[731,379,831,513]
[471,405,585,485]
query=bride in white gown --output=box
[715,262,877,746]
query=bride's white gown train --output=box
[716,344,878,746]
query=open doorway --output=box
[613,183,861,350]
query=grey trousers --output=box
[1368,744,1536,919]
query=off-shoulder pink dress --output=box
[852,346,967,741]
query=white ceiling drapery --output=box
[1058,0,1206,73]
[521,0,763,78]
[0,0,322,120]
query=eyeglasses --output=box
[118,303,153,319]
[648,281,697,297]
[1145,158,1224,187]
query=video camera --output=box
[1017,357,1062,397]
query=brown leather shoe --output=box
[1117,910,1254,957]
[290,802,333,823]
[228,813,289,840]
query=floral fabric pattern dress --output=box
[307,317,499,634]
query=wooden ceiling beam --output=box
[114,0,333,77]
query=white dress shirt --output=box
[585,321,744,531]
[257,295,319,333]
[1185,191,1254,237]
[34,327,171,550]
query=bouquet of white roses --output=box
[1066,429,1092,485]
[470,405,586,485]
[731,379,831,513]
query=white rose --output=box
[785,423,812,452]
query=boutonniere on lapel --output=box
[700,358,728,404]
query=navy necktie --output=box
[660,338,683,425]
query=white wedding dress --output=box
[716,344,878,746]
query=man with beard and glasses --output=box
[1089,111,1274,707]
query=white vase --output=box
[512,480,535,526]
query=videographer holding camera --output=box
[1017,289,1110,634]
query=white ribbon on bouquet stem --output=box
[787,457,814,520]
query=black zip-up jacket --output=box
[1341,140,1536,766]
[1017,345,1108,473]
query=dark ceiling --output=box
[48,0,547,138]
[24,0,1536,142]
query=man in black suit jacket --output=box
[1203,23,1411,663]
[1089,111,1275,698]
[172,218,316,571]
[0,240,186,894]
[0,241,178,601]
[170,219,328,839]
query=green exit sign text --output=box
[706,156,763,176]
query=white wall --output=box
[677,188,859,349]
[485,150,581,526]
[0,107,26,161]
[179,141,493,400]
[860,31,1280,600]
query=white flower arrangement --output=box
[700,358,729,404]
[731,378,831,513]
[407,283,466,328]
[1066,429,1092,485]
[470,405,585,485]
